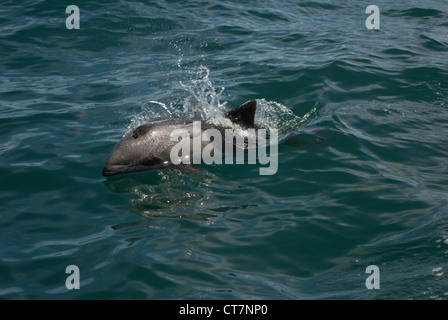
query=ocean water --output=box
[1,0,448,300]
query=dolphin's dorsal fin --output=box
[225,100,257,129]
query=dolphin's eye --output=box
[141,159,154,166]
[141,158,162,167]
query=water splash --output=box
[255,99,317,136]
[179,66,315,134]
[126,100,179,135]
[180,66,228,124]
[128,66,315,138]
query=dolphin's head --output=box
[102,122,174,177]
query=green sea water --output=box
[1,0,448,300]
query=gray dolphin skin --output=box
[102,100,257,177]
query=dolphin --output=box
[102,100,257,177]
